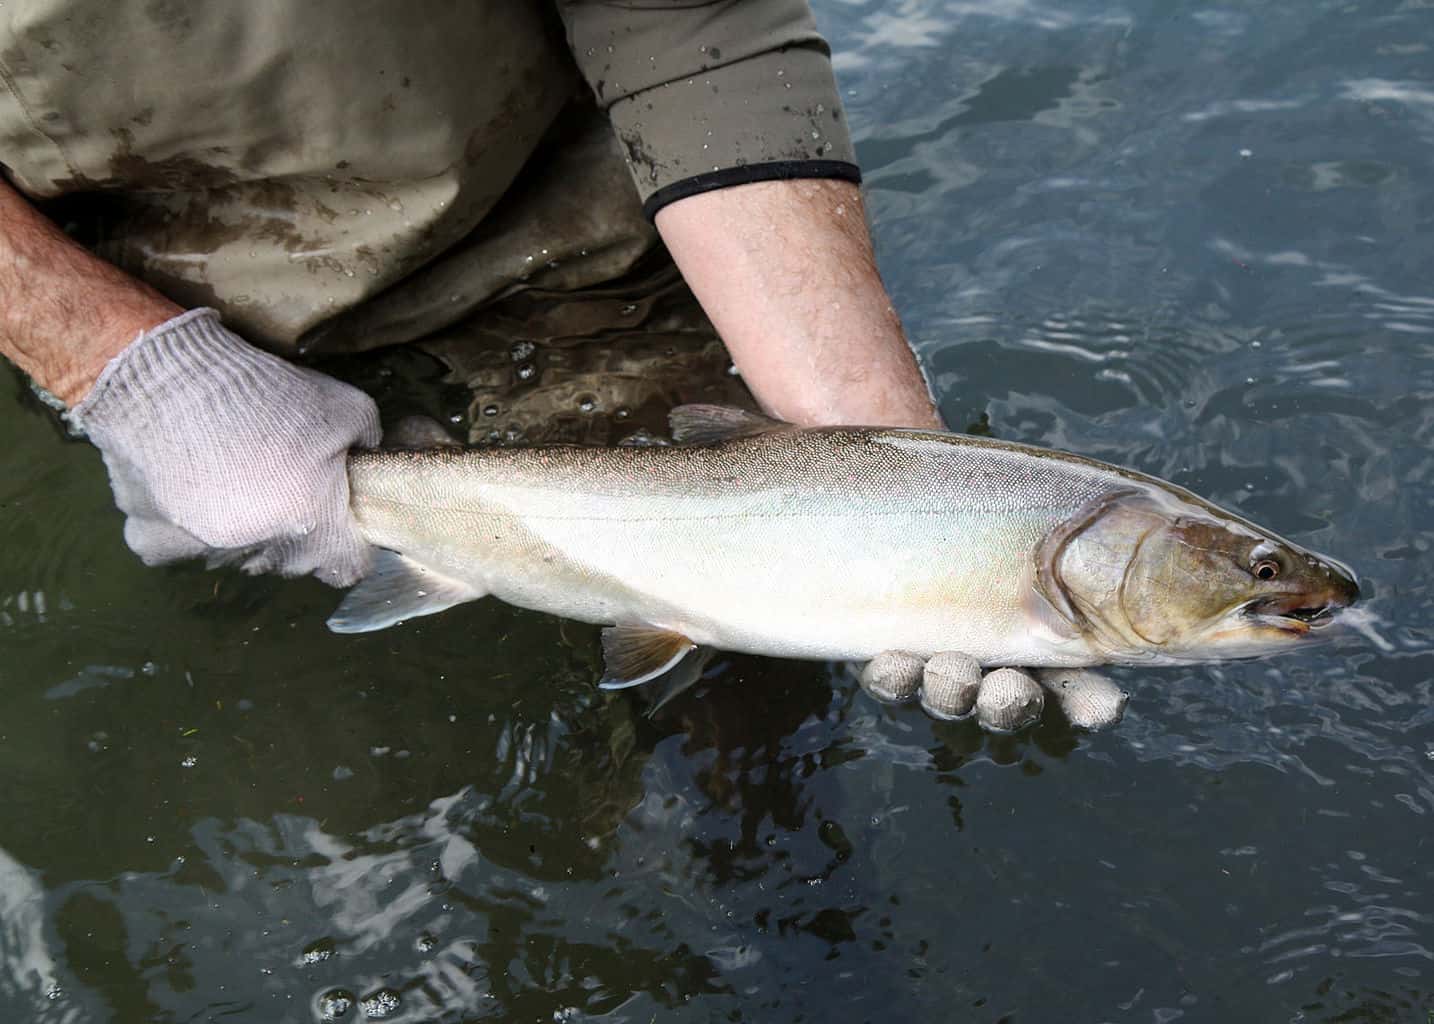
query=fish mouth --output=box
[1242,594,1344,636]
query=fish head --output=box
[1039,488,1359,663]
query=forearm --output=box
[0,179,180,406]
[655,179,940,430]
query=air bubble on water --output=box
[615,407,630,420]
[180,755,198,768]
[317,988,356,1021]
[511,340,536,361]
[578,398,596,413]
[142,661,158,676]
[300,940,335,965]
[360,989,401,1019]
[370,746,390,757]
[1245,377,1256,385]
[333,765,354,781]
[483,405,499,417]
[416,932,438,953]
[516,362,536,381]
[45,985,63,1001]
[1239,148,1253,158]
[448,413,464,425]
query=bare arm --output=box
[0,179,378,585]
[656,178,941,430]
[0,179,180,405]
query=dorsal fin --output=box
[668,404,790,445]
[383,415,462,449]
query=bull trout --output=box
[329,405,1358,687]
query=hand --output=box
[68,309,381,586]
[859,652,1128,731]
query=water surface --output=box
[4,1,1434,1020]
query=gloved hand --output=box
[859,651,1128,731]
[67,308,381,586]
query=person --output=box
[0,3,1128,732]
[0,0,938,588]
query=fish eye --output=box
[1253,559,1279,581]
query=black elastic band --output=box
[642,160,862,220]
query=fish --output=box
[329,405,1359,689]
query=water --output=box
[4,1,1434,1020]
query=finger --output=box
[1033,668,1129,730]
[859,650,925,703]
[919,651,982,720]
[975,668,1044,733]
[123,516,209,565]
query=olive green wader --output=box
[0,1,859,441]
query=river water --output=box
[3,1,1433,1021]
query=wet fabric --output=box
[0,1,855,360]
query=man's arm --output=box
[0,177,380,585]
[557,0,940,430]
[655,178,939,429]
[0,179,180,404]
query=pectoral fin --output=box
[599,624,697,689]
[327,549,483,633]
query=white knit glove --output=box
[859,651,1128,731]
[67,308,380,586]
